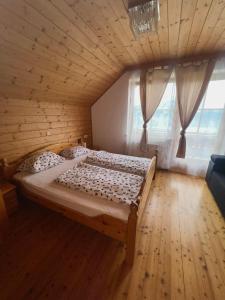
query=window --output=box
[186,79,225,159]
[132,79,176,141]
[187,80,225,135]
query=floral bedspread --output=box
[55,163,143,206]
[85,151,151,177]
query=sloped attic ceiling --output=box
[0,0,225,105]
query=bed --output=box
[0,143,156,265]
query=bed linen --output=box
[56,163,143,206]
[85,151,151,177]
[13,156,130,221]
[60,146,91,159]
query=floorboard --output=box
[0,171,224,300]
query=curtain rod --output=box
[126,51,225,71]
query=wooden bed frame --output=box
[0,143,156,265]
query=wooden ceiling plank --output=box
[0,40,114,91]
[0,40,98,86]
[65,0,130,63]
[203,6,225,53]
[0,20,117,87]
[1,44,119,104]
[0,64,107,96]
[0,1,118,79]
[157,0,169,59]
[0,0,225,106]
[49,0,123,69]
[26,0,120,73]
[0,40,113,87]
[0,30,112,88]
[0,52,112,94]
[0,66,120,105]
[194,0,225,54]
[4,0,121,78]
[185,0,213,56]
[177,0,197,57]
[136,36,155,63]
[24,0,121,73]
[212,31,225,54]
[66,0,135,65]
[147,32,161,60]
[168,0,182,57]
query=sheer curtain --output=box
[126,71,177,167]
[171,58,225,176]
[139,67,173,149]
[126,58,225,177]
[175,60,215,158]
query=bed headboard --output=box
[0,140,82,180]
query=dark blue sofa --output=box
[206,155,225,217]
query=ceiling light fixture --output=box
[127,0,160,37]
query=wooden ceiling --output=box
[1,0,225,105]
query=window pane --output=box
[187,111,201,133]
[159,83,175,108]
[187,79,225,136]
[148,81,176,133]
[132,81,176,133]
[204,80,225,109]
[186,134,217,159]
[149,109,172,130]
[133,85,142,129]
[186,75,225,160]
[199,109,223,134]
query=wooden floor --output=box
[0,171,225,300]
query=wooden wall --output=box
[0,98,92,162]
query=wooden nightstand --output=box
[0,181,18,216]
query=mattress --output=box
[14,156,130,221]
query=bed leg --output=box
[125,203,138,266]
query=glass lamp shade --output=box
[128,0,159,36]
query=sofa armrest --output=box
[211,154,225,173]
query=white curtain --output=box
[126,58,225,177]
[139,67,173,149]
[126,71,142,156]
[175,60,216,158]
[126,71,177,165]
[170,58,225,176]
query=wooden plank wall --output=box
[0,98,92,162]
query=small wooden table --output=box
[0,181,18,215]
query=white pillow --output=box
[17,151,65,173]
[60,146,91,159]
